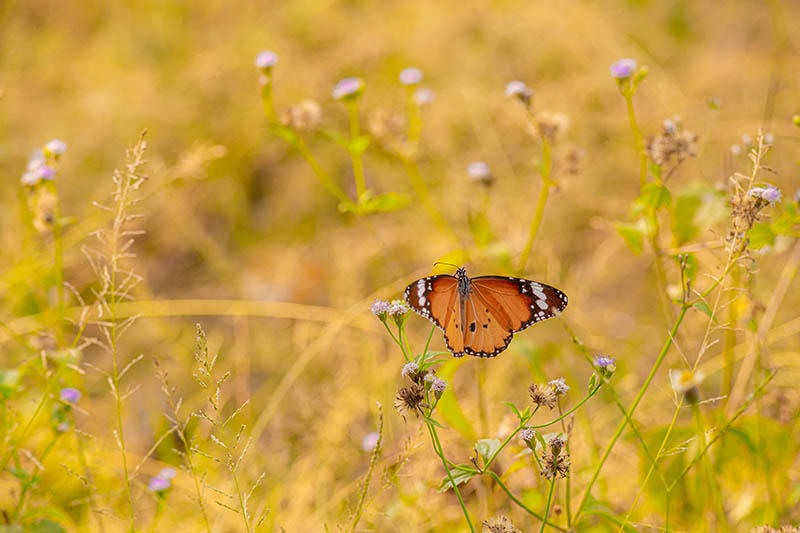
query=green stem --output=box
[50,183,65,348]
[518,137,552,274]
[346,100,367,199]
[293,137,353,206]
[426,423,475,532]
[486,472,567,531]
[12,432,61,520]
[575,305,688,520]
[623,93,647,189]
[693,404,728,528]
[422,325,436,362]
[540,476,557,532]
[402,158,458,242]
[260,78,277,123]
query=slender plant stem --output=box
[518,137,552,274]
[51,185,65,348]
[575,305,688,519]
[346,101,367,199]
[293,138,353,205]
[540,477,557,532]
[624,93,647,189]
[231,464,253,533]
[402,158,458,242]
[259,78,276,122]
[426,423,475,532]
[486,471,567,530]
[12,432,61,519]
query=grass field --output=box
[1,1,800,531]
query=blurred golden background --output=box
[1,0,799,531]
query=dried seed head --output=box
[541,438,570,479]
[279,100,322,132]
[645,117,697,178]
[529,383,557,409]
[533,111,569,143]
[394,383,425,417]
[481,515,521,533]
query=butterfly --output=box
[404,266,568,358]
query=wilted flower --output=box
[731,144,742,155]
[394,383,425,417]
[482,515,521,533]
[645,117,697,177]
[398,67,422,86]
[549,378,570,397]
[413,87,434,106]
[505,80,532,106]
[60,387,81,404]
[670,369,705,404]
[749,185,782,205]
[401,362,419,380]
[332,77,365,100]
[254,50,278,69]
[371,298,392,317]
[361,431,380,452]
[764,132,775,145]
[279,100,322,132]
[430,377,447,398]
[541,436,570,479]
[467,161,493,187]
[45,139,67,156]
[534,112,569,143]
[529,383,557,409]
[610,58,637,79]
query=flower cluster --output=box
[395,360,448,417]
[645,116,698,178]
[371,298,410,320]
[541,436,570,479]
[593,355,617,377]
[21,139,66,186]
[727,181,783,253]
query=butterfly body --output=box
[404,267,567,358]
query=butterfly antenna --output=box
[433,261,460,269]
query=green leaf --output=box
[748,223,775,249]
[693,301,712,318]
[475,438,501,463]
[503,401,522,420]
[577,495,637,532]
[437,464,478,492]
[357,192,410,214]
[533,431,548,453]
[615,222,644,255]
[25,520,66,533]
[423,416,446,429]
[436,359,476,441]
[636,183,672,210]
[588,373,598,392]
[269,123,299,144]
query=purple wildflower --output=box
[401,362,419,380]
[157,467,177,479]
[332,77,364,100]
[389,299,409,315]
[594,355,616,369]
[254,50,279,69]
[60,387,82,403]
[430,377,447,397]
[505,80,533,105]
[549,378,570,397]
[749,185,782,205]
[370,298,392,316]
[519,428,536,443]
[398,67,422,85]
[467,161,491,180]
[148,476,171,492]
[609,58,637,79]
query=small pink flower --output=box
[609,58,637,79]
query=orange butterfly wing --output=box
[405,273,568,358]
[404,275,466,355]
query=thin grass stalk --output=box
[518,136,552,274]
